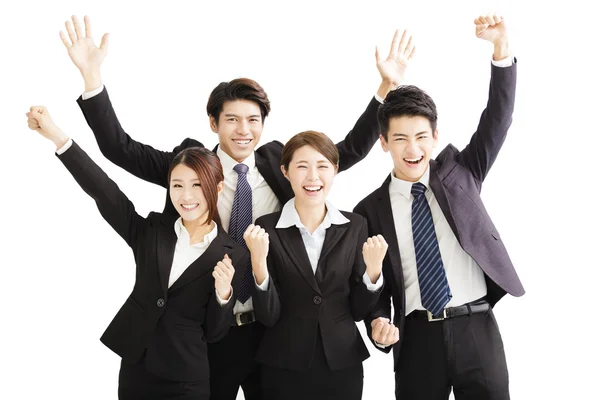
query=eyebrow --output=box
[295,160,330,164]
[224,113,262,119]
[171,178,200,182]
[391,131,429,137]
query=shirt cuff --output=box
[216,286,233,305]
[491,55,514,68]
[82,85,105,100]
[254,272,269,291]
[374,93,385,104]
[363,271,384,292]
[56,138,74,155]
[374,340,390,349]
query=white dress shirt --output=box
[256,198,383,291]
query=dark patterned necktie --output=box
[229,164,253,303]
[411,182,452,315]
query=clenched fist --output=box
[371,317,400,346]
[25,106,69,149]
[213,254,235,301]
[363,234,388,283]
[243,224,269,285]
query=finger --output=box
[28,122,40,130]
[212,270,223,282]
[221,257,234,270]
[65,20,77,44]
[388,29,401,58]
[243,224,255,238]
[396,29,409,55]
[59,31,71,48]
[30,106,45,114]
[84,15,93,39]
[72,15,84,40]
[377,234,388,246]
[371,321,384,338]
[367,237,374,247]
[393,327,400,342]
[403,36,414,58]
[485,15,496,26]
[100,33,109,54]
[375,46,381,64]
[377,317,390,324]
[407,45,417,60]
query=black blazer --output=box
[57,141,248,382]
[251,211,382,372]
[76,88,381,215]
[353,62,524,370]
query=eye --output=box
[193,183,201,187]
[172,184,182,188]
[297,165,307,169]
[227,117,237,122]
[394,137,405,141]
[250,118,260,123]
[318,165,329,169]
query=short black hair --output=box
[377,85,438,140]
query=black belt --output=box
[406,300,490,322]
[231,311,256,326]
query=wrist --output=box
[52,132,70,150]
[492,38,510,61]
[377,79,399,100]
[81,69,103,92]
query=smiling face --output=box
[381,115,438,182]
[281,145,338,208]
[210,100,264,163]
[169,163,212,223]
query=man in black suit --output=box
[59,15,416,400]
[353,14,524,400]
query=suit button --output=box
[157,298,165,307]
[313,295,322,305]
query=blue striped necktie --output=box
[411,182,452,316]
[229,163,253,303]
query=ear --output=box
[280,165,290,181]
[432,129,439,147]
[379,134,389,152]
[209,115,219,133]
[216,180,225,194]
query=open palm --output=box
[376,29,416,87]
[60,15,108,73]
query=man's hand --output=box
[59,15,109,92]
[376,29,416,99]
[474,14,510,61]
[371,317,400,347]
[26,106,69,149]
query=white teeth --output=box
[404,156,423,163]
[182,204,198,209]
[234,139,251,145]
[304,186,322,191]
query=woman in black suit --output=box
[243,130,389,400]
[26,106,248,400]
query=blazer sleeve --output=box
[349,216,382,321]
[56,140,147,248]
[456,61,517,183]
[251,217,282,328]
[77,88,204,188]
[335,97,381,172]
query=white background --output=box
[1,0,598,399]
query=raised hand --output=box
[371,317,400,346]
[25,106,69,149]
[363,234,388,283]
[243,224,269,284]
[213,254,235,301]
[376,29,416,91]
[474,14,510,60]
[59,15,109,91]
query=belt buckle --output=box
[427,309,447,322]
[235,311,255,326]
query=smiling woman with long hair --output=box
[26,106,248,400]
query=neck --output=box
[294,200,326,234]
[182,219,215,245]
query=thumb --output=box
[30,105,46,115]
[375,46,381,63]
[224,253,231,261]
[100,33,109,53]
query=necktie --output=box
[229,164,253,303]
[411,182,452,316]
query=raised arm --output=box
[337,29,416,171]
[60,15,200,188]
[456,14,517,183]
[26,106,146,247]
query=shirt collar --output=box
[174,218,218,247]
[276,198,349,230]
[216,146,256,173]
[388,166,431,200]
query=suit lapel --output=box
[169,232,229,292]
[277,227,321,294]
[376,176,405,294]
[317,224,348,286]
[428,161,460,241]
[255,146,294,204]
[157,217,178,295]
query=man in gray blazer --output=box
[353,13,523,400]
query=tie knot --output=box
[411,182,427,197]
[233,163,249,175]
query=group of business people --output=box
[25,12,523,400]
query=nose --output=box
[307,166,319,181]
[236,120,250,136]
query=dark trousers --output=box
[261,331,364,400]
[118,360,209,400]
[395,308,509,400]
[207,321,264,400]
